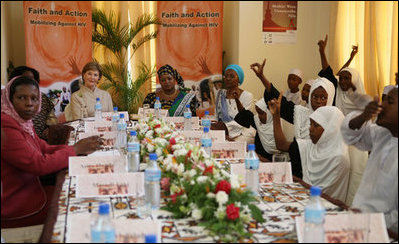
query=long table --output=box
[39,165,351,243]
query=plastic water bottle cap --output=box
[248,144,255,151]
[120,114,125,119]
[156,97,160,100]
[149,153,157,161]
[204,110,209,115]
[113,106,118,111]
[203,127,209,133]
[96,97,100,101]
[186,104,190,108]
[98,203,110,215]
[310,186,322,196]
[130,130,137,136]
[144,234,157,243]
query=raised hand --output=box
[68,56,81,75]
[73,135,103,155]
[318,34,328,53]
[350,45,358,59]
[250,59,266,78]
[197,56,212,75]
[361,96,382,121]
[267,91,283,116]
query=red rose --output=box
[203,165,213,176]
[170,190,184,203]
[226,203,240,220]
[154,124,161,129]
[214,180,231,195]
[160,177,170,191]
[169,137,176,145]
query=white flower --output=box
[206,192,215,198]
[196,176,208,184]
[189,169,197,178]
[215,206,226,219]
[216,191,228,205]
[230,174,240,189]
[145,130,154,138]
[177,163,185,176]
[192,209,203,220]
[155,147,163,157]
[190,180,195,185]
[146,143,155,152]
[174,148,188,157]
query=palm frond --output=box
[130,31,159,58]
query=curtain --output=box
[91,1,157,99]
[329,1,398,97]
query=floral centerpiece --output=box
[132,116,265,242]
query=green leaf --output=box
[248,204,265,223]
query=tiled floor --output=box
[1,225,43,243]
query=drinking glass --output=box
[272,153,288,162]
[142,104,150,120]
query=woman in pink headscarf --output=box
[1,76,102,228]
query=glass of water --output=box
[272,153,288,162]
[142,104,150,120]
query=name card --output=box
[84,120,113,133]
[102,111,129,122]
[79,132,118,151]
[67,214,162,243]
[76,173,144,198]
[230,162,293,183]
[69,155,127,176]
[211,141,246,159]
[137,108,169,119]
[182,130,225,144]
[164,116,200,130]
[295,212,389,243]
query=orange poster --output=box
[24,1,92,114]
[157,1,223,117]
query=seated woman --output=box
[9,66,57,141]
[1,76,102,228]
[269,94,350,203]
[234,97,280,161]
[70,61,113,120]
[143,64,198,116]
[212,64,256,143]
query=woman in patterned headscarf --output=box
[143,64,198,116]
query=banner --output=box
[262,1,297,44]
[23,1,92,115]
[157,2,223,117]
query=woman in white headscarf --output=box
[234,98,280,161]
[269,94,350,202]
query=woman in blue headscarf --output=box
[212,64,256,142]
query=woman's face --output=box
[159,73,176,92]
[309,118,324,144]
[287,74,302,91]
[310,86,328,111]
[301,83,311,102]
[338,70,352,91]
[83,69,100,91]
[223,69,239,89]
[11,84,40,120]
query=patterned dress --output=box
[143,91,198,116]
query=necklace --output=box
[159,89,178,100]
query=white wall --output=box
[224,1,331,101]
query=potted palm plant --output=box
[92,9,160,114]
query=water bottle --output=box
[116,114,127,152]
[91,203,115,243]
[154,97,162,119]
[303,186,325,243]
[127,130,140,172]
[94,97,102,121]
[145,234,157,243]
[245,144,259,196]
[183,104,192,131]
[201,127,212,157]
[145,153,161,210]
[111,107,119,131]
[201,110,211,130]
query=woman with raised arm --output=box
[268,93,349,202]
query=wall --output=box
[1,1,331,94]
[224,1,331,101]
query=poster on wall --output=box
[262,1,297,44]
[23,1,92,116]
[156,1,223,117]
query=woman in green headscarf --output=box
[143,64,198,116]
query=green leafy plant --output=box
[92,9,160,114]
